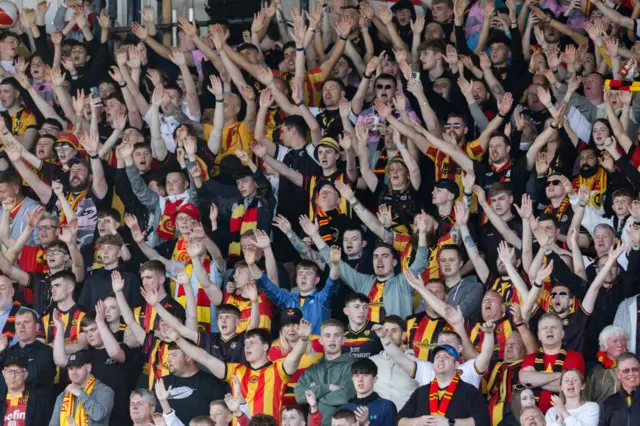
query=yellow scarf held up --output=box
[60,374,97,426]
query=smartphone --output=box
[90,87,100,99]
[411,72,421,80]
[370,116,379,131]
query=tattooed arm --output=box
[285,229,327,269]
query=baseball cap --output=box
[430,344,460,362]
[4,358,25,369]
[315,137,341,160]
[56,133,80,150]
[391,0,415,14]
[280,308,303,327]
[172,203,201,221]
[434,179,460,199]
[67,349,92,367]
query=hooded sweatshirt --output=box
[341,392,397,426]
[295,353,355,426]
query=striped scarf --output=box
[597,351,616,369]
[573,167,607,210]
[156,198,184,241]
[544,196,571,222]
[60,375,97,426]
[534,348,567,372]
[229,197,259,257]
[171,235,191,263]
[429,371,462,416]
[317,207,342,244]
[367,282,386,323]
[60,190,88,226]
[486,360,523,426]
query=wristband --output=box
[119,82,127,88]
[550,123,559,129]
[362,27,369,33]
[216,99,224,103]
[515,321,525,327]
[339,35,348,41]
[579,203,586,207]
[464,191,472,197]
[534,281,543,288]
[295,101,304,107]
[498,112,507,119]
[363,72,372,79]
[296,47,304,51]
[89,153,99,159]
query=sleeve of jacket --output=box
[548,253,588,299]
[318,277,340,309]
[466,386,490,426]
[48,393,64,426]
[257,274,294,307]
[125,164,160,211]
[319,245,373,293]
[569,93,598,123]
[621,249,640,298]
[33,25,52,64]
[317,386,355,407]
[455,280,484,321]
[77,383,114,422]
[408,245,429,276]
[383,401,398,426]
[25,345,56,390]
[295,368,328,404]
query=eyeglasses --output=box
[54,145,73,152]
[550,292,569,298]
[445,123,462,129]
[37,225,56,231]
[546,180,561,187]
[514,383,533,391]
[3,369,25,377]
[46,249,66,256]
[620,367,640,374]
[376,84,393,90]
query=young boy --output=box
[249,244,341,334]
[342,293,383,358]
[340,358,397,425]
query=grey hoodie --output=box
[295,353,355,426]
[446,275,484,325]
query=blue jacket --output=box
[341,392,397,426]
[257,274,339,334]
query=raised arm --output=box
[456,200,490,283]
[173,333,227,380]
[3,140,52,205]
[591,0,635,29]
[186,239,224,307]
[253,141,304,188]
[582,242,626,314]
[473,185,522,248]
[94,301,125,363]
[170,46,201,120]
[335,181,393,244]
[112,270,146,345]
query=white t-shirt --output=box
[413,359,482,388]
[545,401,599,426]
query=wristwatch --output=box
[448,419,455,426]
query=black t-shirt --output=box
[159,371,229,424]
[90,345,136,426]
[276,144,320,220]
[197,331,246,364]
[473,157,529,202]
[78,266,142,311]
[27,271,52,315]
[478,215,523,274]
[342,321,383,358]
[316,108,344,140]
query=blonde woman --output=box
[545,369,599,426]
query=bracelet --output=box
[550,123,559,129]
[89,153,99,159]
[362,27,369,33]
[579,203,586,207]
[498,112,507,118]
[339,35,347,41]
[363,72,372,79]
[1,132,8,136]
[215,99,224,103]
[295,101,304,107]
[296,47,304,52]
[119,82,127,88]
[464,191,472,196]
[515,321,525,327]
[534,281,543,288]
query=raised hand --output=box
[111,270,125,293]
[334,179,355,201]
[305,389,318,409]
[454,201,469,227]
[497,241,514,266]
[299,215,319,237]
[252,229,272,249]
[535,260,554,283]
[141,284,160,306]
[155,378,172,402]
[272,215,292,234]
[479,321,496,334]
[329,245,342,264]
[244,245,258,265]
[514,194,533,219]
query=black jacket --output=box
[0,386,51,426]
[396,379,490,426]
[0,340,56,420]
[599,388,640,426]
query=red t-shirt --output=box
[521,350,585,413]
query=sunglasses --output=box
[620,367,640,374]
[445,123,462,129]
[376,84,393,90]
[514,383,533,391]
[545,180,561,187]
[550,292,569,298]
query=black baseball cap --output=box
[67,349,92,367]
[434,179,460,199]
[280,308,303,327]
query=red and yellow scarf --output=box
[171,235,191,263]
[60,190,88,225]
[60,375,97,426]
[156,199,184,241]
[573,167,607,210]
[597,351,616,369]
[429,372,462,416]
[544,196,571,222]
[228,198,259,257]
[533,348,567,372]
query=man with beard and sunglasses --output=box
[5,137,107,248]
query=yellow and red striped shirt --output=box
[469,317,514,362]
[225,359,291,422]
[406,313,454,361]
[222,292,274,334]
